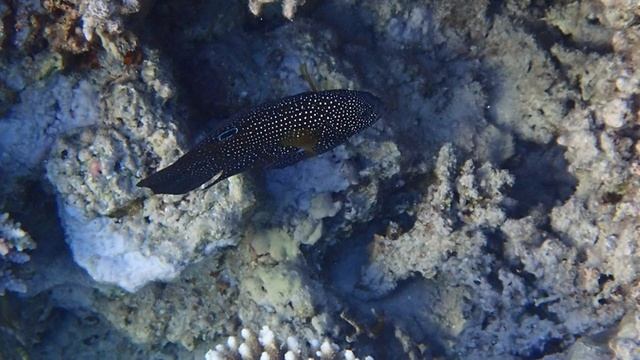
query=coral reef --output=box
[0,0,638,359]
[0,0,144,192]
[361,144,514,296]
[88,254,239,350]
[45,77,255,291]
[0,213,36,294]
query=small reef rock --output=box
[46,79,255,292]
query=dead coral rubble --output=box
[362,144,514,296]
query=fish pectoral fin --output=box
[202,170,225,190]
[281,128,318,155]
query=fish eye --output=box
[217,127,238,141]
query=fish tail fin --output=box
[137,143,225,195]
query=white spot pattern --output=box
[138,90,382,194]
[201,89,381,175]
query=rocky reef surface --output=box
[0,0,638,359]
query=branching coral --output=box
[248,0,306,20]
[205,326,374,360]
[0,213,36,294]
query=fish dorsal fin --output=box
[281,128,318,155]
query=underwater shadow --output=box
[303,1,580,358]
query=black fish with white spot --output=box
[137,90,383,194]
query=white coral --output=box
[205,326,373,360]
[0,213,36,294]
[248,0,306,20]
[79,0,141,42]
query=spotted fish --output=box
[137,90,383,195]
